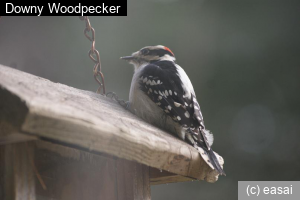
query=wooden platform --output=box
[0,64,224,199]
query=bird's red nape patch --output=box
[164,46,175,56]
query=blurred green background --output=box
[1,0,300,199]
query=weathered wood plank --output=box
[33,140,188,185]
[1,143,36,200]
[116,159,151,200]
[34,140,150,200]
[0,64,223,182]
[0,86,37,144]
[150,168,193,185]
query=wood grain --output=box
[150,168,193,185]
[0,64,223,183]
[33,140,188,185]
[1,143,36,200]
[34,141,150,200]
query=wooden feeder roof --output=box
[0,64,223,184]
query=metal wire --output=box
[79,16,106,95]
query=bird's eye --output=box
[141,49,150,55]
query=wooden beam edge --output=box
[21,106,219,182]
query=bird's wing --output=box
[139,63,196,128]
[139,63,211,146]
[190,93,211,149]
[139,63,225,175]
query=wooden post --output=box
[1,143,36,200]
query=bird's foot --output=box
[106,92,130,110]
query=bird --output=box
[120,45,225,176]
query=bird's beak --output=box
[120,56,136,61]
[121,51,139,61]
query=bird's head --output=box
[121,45,175,69]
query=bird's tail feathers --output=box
[207,148,226,176]
[195,145,226,176]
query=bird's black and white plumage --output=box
[121,45,225,175]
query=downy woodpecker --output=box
[121,45,225,175]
